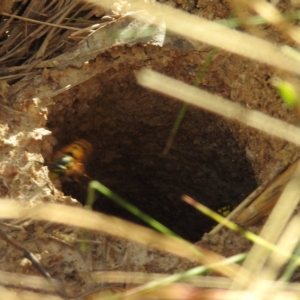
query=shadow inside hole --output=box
[47,69,258,242]
[56,104,257,242]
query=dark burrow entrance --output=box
[47,70,257,242]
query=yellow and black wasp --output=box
[48,139,92,182]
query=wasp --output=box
[48,139,93,182]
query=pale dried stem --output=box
[90,0,300,75]
[136,69,300,146]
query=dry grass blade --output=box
[91,271,233,289]
[259,216,300,282]
[0,270,58,293]
[0,0,101,77]
[232,163,300,288]
[183,195,298,261]
[0,0,27,37]
[209,182,270,235]
[0,200,245,282]
[0,283,62,300]
[112,253,246,300]
[81,283,200,300]
[1,12,82,31]
[190,289,300,300]
[237,0,300,44]
[235,158,300,226]
[136,68,300,146]
[91,271,233,291]
[35,1,79,59]
[228,218,300,300]
[88,0,300,75]
[4,290,63,300]
[0,286,21,300]
[0,201,198,261]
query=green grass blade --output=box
[279,239,300,282]
[182,195,299,263]
[88,180,177,237]
[163,48,217,154]
[102,252,246,300]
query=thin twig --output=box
[1,12,82,31]
[0,228,68,299]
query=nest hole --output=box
[47,69,257,242]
